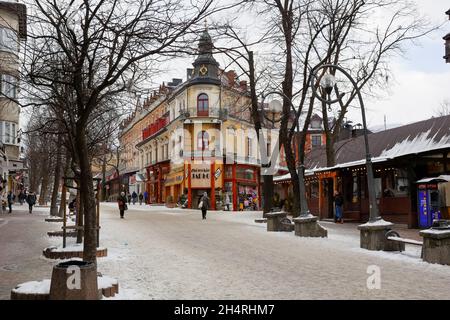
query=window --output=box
[197,131,209,150]
[0,27,18,53]
[236,167,255,180]
[311,135,322,147]
[4,122,10,144]
[246,137,252,157]
[310,120,321,129]
[1,75,18,99]
[197,93,209,116]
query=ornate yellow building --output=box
[117,29,280,210]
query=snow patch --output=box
[358,219,393,228]
[44,244,106,253]
[98,276,118,289]
[379,128,450,159]
[12,280,50,294]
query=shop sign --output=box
[165,172,184,187]
[191,165,210,188]
[214,168,221,180]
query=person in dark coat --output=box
[7,191,13,213]
[127,193,132,204]
[138,193,144,205]
[26,191,37,214]
[118,192,128,219]
[334,190,344,224]
[131,191,138,205]
[199,192,210,220]
[143,191,148,204]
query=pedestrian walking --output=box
[131,191,138,205]
[1,191,7,214]
[18,191,24,205]
[138,193,144,205]
[224,193,231,211]
[127,193,132,205]
[198,192,210,220]
[26,191,37,214]
[118,192,128,219]
[7,191,13,213]
[334,190,344,224]
[143,191,148,204]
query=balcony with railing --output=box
[142,115,169,140]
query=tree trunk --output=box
[75,125,97,265]
[58,155,72,217]
[76,191,84,244]
[284,140,300,217]
[262,175,274,216]
[50,137,63,216]
[101,156,107,201]
[39,166,50,206]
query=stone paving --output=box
[1,203,450,300]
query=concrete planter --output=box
[49,260,99,300]
[293,216,327,238]
[358,220,395,251]
[420,229,450,265]
[266,211,288,232]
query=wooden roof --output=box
[305,115,450,170]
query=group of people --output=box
[123,191,148,205]
[1,189,37,214]
[116,190,149,219]
[115,189,345,223]
[116,191,211,220]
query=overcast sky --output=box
[153,0,450,131]
[359,1,450,130]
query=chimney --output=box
[239,80,247,91]
[226,70,237,87]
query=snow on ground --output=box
[4,203,450,300]
[94,203,450,300]
[12,279,50,294]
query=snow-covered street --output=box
[98,203,450,299]
[2,203,450,300]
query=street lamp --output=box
[310,64,392,249]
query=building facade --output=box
[118,29,280,210]
[0,1,26,194]
[294,115,450,229]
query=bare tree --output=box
[20,1,216,292]
[434,99,450,117]
[307,0,437,167]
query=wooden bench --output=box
[385,230,423,247]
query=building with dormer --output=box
[116,29,281,210]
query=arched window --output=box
[197,131,209,151]
[197,93,209,116]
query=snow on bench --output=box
[387,236,423,246]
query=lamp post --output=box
[310,64,393,249]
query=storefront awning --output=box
[416,175,450,183]
[165,171,184,187]
[136,173,146,182]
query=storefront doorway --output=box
[192,189,210,208]
[322,178,334,219]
